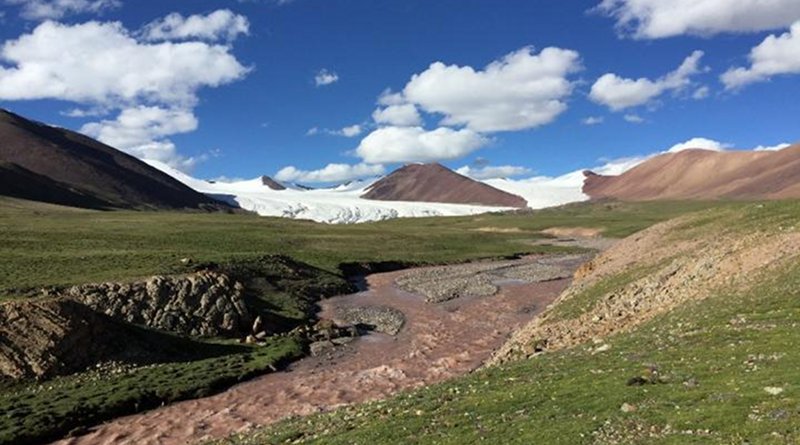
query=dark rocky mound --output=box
[0,108,228,210]
[362,163,527,207]
[64,272,252,338]
[261,176,286,190]
[0,299,235,380]
[583,144,800,201]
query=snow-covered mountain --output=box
[146,160,599,224]
[146,161,533,223]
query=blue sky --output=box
[0,0,799,183]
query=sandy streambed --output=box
[53,254,589,445]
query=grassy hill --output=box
[213,201,800,445]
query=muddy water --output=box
[54,255,579,445]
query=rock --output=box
[252,316,263,334]
[64,271,252,337]
[764,386,784,395]
[309,340,335,356]
[337,306,406,335]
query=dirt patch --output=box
[541,226,603,238]
[490,216,800,366]
[473,226,525,233]
[52,254,583,445]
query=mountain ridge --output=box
[0,108,228,211]
[583,145,800,201]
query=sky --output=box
[0,0,799,184]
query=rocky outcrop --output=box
[64,272,252,337]
[0,299,219,380]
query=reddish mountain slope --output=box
[0,108,227,210]
[362,163,527,207]
[583,145,800,201]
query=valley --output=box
[0,197,724,444]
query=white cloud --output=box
[80,105,202,170]
[753,142,791,151]
[0,19,249,171]
[692,86,710,100]
[666,137,731,153]
[338,124,362,138]
[355,126,488,164]
[589,51,704,111]
[721,22,800,89]
[141,9,249,42]
[5,0,120,20]
[377,89,406,106]
[315,69,339,86]
[582,116,604,125]
[372,103,422,126]
[455,164,531,180]
[401,46,582,132]
[623,113,644,123]
[0,20,249,106]
[596,0,800,39]
[306,124,363,137]
[275,162,385,183]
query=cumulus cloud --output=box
[80,105,204,170]
[275,162,385,183]
[355,126,488,164]
[582,116,604,125]
[372,103,422,127]
[141,9,249,42]
[337,124,362,137]
[0,18,250,171]
[589,51,705,111]
[666,137,731,153]
[0,20,249,106]
[314,69,339,86]
[721,22,800,89]
[455,164,531,180]
[401,46,582,132]
[596,0,800,39]
[4,0,120,20]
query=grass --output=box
[0,198,732,294]
[0,197,768,444]
[1,336,303,445]
[214,202,800,445]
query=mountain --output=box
[361,163,528,207]
[146,160,520,224]
[0,108,227,210]
[583,145,800,201]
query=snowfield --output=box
[146,160,591,224]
